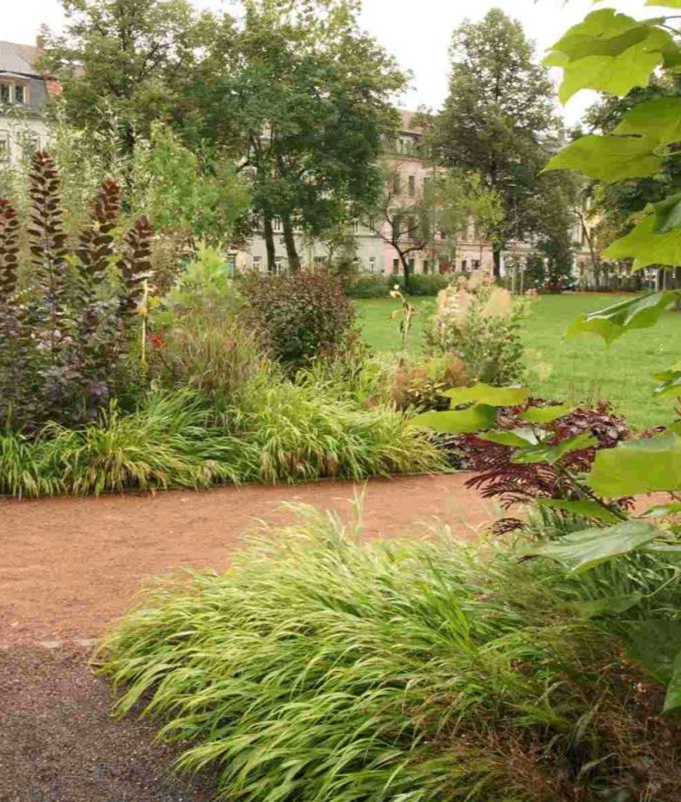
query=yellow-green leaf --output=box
[412,404,497,434]
[604,212,681,269]
[519,405,573,424]
[566,291,679,344]
[443,384,529,407]
[538,498,622,524]
[613,97,681,145]
[526,520,658,573]
[511,432,597,465]
[546,135,662,183]
[587,432,681,496]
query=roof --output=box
[0,41,42,78]
[399,109,424,135]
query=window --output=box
[392,173,401,195]
[369,256,376,272]
[273,217,282,233]
[314,256,325,271]
[472,259,481,270]
[423,260,430,274]
[408,258,415,274]
[0,80,28,105]
[408,175,416,197]
[461,259,468,272]
[253,255,262,270]
[392,258,400,274]
[352,219,360,235]
[17,131,39,159]
[392,216,402,240]
[0,132,9,163]
[274,257,283,274]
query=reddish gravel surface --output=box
[0,474,494,647]
[0,474,495,802]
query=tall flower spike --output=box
[78,178,122,284]
[0,199,20,298]
[118,215,153,317]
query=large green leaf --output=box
[546,11,670,102]
[653,367,681,399]
[642,502,681,518]
[519,405,573,424]
[664,649,681,713]
[604,207,681,269]
[572,594,643,618]
[624,620,681,685]
[546,135,662,182]
[645,0,681,7]
[613,97,681,145]
[538,498,622,524]
[443,384,529,407]
[527,520,659,572]
[412,404,497,434]
[478,429,539,448]
[587,432,681,497]
[566,291,679,344]
[511,432,597,465]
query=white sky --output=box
[4,0,659,125]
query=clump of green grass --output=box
[98,507,679,802]
[0,380,441,497]
[229,378,442,483]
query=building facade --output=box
[0,40,58,167]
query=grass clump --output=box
[98,507,680,802]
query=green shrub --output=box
[99,508,680,802]
[241,271,358,369]
[345,273,454,299]
[343,273,391,298]
[393,272,452,296]
[425,274,529,385]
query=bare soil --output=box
[0,475,494,802]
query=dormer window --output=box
[0,77,29,106]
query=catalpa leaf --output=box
[624,620,681,685]
[645,0,681,7]
[443,384,529,407]
[613,97,681,145]
[604,202,681,268]
[538,498,622,524]
[511,432,597,465]
[526,520,658,573]
[642,502,681,518]
[572,594,643,618]
[587,432,681,497]
[519,405,573,424]
[478,428,539,448]
[653,368,681,399]
[664,649,681,714]
[412,404,496,434]
[545,135,662,183]
[566,291,679,344]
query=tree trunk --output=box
[282,216,301,271]
[492,241,502,279]
[263,215,276,273]
[399,252,412,294]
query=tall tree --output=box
[428,8,563,276]
[41,0,218,150]
[190,0,406,272]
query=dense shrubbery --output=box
[425,274,529,386]
[99,507,681,802]
[241,271,358,369]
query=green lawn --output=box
[355,294,680,430]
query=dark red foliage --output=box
[457,400,631,509]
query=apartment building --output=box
[243,110,496,276]
[0,40,58,166]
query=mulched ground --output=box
[0,474,495,802]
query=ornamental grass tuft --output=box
[98,507,681,802]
